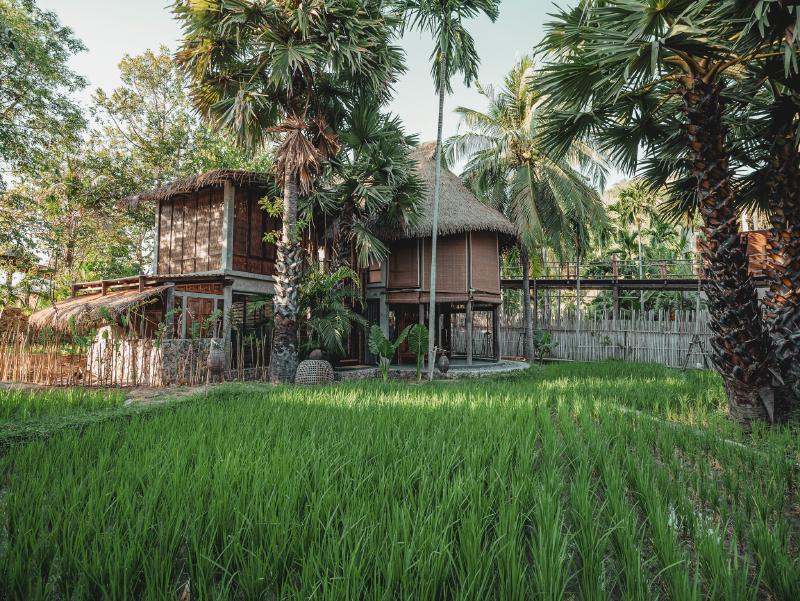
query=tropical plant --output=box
[299,266,368,358]
[174,0,405,384]
[407,323,430,381]
[532,328,558,364]
[446,55,607,362]
[396,0,501,379]
[537,0,800,424]
[325,96,423,272]
[368,324,412,382]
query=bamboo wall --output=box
[451,309,711,369]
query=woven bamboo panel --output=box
[421,234,467,293]
[196,189,211,272]
[388,239,419,288]
[158,201,171,274]
[170,196,184,274]
[208,187,224,270]
[470,231,500,294]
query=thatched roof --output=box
[119,170,272,209]
[373,141,517,241]
[29,286,170,333]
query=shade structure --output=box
[29,286,171,333]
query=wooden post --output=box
[70,282,76,298]
[101,278,108,297]
[418,303,425,325]
[532,278,538,329]
[138,273,145,292]
[660,260,667,279]
[466,298,473,366]
[492,304,500,362]
[443,307,451,351]
[612,253,620,320]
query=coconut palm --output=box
[446,56,607,362]
[173,0,405,383]
[396,0,501,379]
[537,0,800,424]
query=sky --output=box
[38,0,622,182]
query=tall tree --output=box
[396,0,500,379]
[537,0,800,425]
[174,0,406,383]
[446,56,607,361]
[0,0,86,188]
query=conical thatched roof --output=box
[119,170,272,209]
[373,141,517,241]
[29,286,171,333]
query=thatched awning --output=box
[372,141,517,241]
[29,286,171,333]
[119,170,272,209]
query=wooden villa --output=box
[27,142,517,380]
[368,141,517,365]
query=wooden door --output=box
[186,297,216,338]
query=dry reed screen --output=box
[470,232,500,295]
[420,235,467,293]
[388,239,419,289]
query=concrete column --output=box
[164,283,175,340]
[466,298,473,366]
[492,303,501,362]
[221,180,235,271]
[379,295,390,338]
[152,200,160,275]
[222,285,233,344]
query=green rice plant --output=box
[0,362,797,599]
[697,522,761,601]
[749,516,800,600]
[569,459,612,601]
[0,386,125,421]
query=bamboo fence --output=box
[452,308,711,369]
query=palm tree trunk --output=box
[678,79,774,426]
[763,129,800,413]
[332,199,354,274]
[426,44,447,380]
[520,245,535,362]
[269,173,301,384]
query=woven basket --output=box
[294,359,335,386]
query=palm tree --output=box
[396,0,500,379]
[325,97,423,272]
[174,0,405,383]
[611,179,657,312]
[537,0,800,425]
[446,56,607,361]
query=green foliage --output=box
[0,0,87,187]
[447,55,608,264]
[532,328,558,364]
[0,362,797,597]
[368,324,411,381]
[407,323,430,381]
[299,267,367,358]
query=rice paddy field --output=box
[1,361,798,600]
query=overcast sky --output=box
[38,0,622,185]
